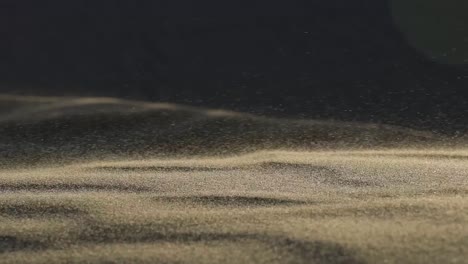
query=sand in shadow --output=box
[91,166,242,173]
[321,176,378,188]
[349,153,468,160]
[78,226,365,264]
[1,219,366,263]
[92,162,335,174]
[0,236,47,253]
[0,203,85,218]
[0,183,151,193]
[153,195,308,207]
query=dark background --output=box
[2,0,468,133]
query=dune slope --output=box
[0,95,467,263]
[0,95,447,165]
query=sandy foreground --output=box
[1,95,467,263]
[0,149,467,264]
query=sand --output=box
[0,95,467,263]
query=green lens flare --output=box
[390,0,468,65]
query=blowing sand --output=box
[0,96,467,263]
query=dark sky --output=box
[1,0,468,132]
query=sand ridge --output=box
[0,95,455,167]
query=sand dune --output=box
[0,95,451,166]
[0,95,467,263]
